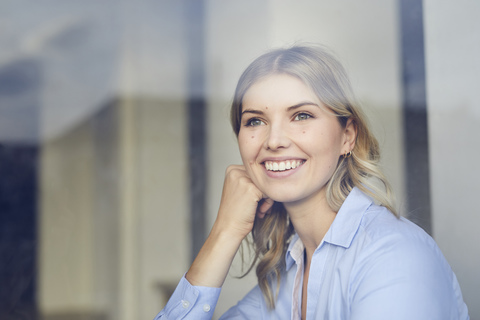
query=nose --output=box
[264,123,290,150]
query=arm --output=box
[187,165,273,287]
[155,165,273,319]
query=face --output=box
[238,74,354,205]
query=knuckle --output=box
[227,167,245,180]
[225,165,235,174]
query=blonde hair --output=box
[231,45,397,309]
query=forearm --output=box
[186,222,245,288]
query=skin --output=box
[186,74,356,320]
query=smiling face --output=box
[238,74,354,205]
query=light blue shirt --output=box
[155,187,469,319]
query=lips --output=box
[264,160,305,172]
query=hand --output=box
[215,165,274,240]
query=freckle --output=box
[265,107,268,109]
[303,131,306,134]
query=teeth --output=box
[264,160,304,171]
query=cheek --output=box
[238,136,253,157]
[300,127,343,156]
[238,134,262,165]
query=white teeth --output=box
[264,160,304,171]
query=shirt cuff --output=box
[154,274,221,320]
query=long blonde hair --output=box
[230,45,397,309]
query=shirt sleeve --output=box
[349,230,469,320]
[153,274,221,320]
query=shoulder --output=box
[359,203,439,258]
[355,204,451,276]
[347,204,468,319]
[353,203,458,284]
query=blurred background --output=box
[0,0,478,319]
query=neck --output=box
[284,188,336,256]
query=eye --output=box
[245,118,265,127]
[294,112,312,121]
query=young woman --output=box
[155,46,469,319]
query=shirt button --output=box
[203,304,211,312]
[181,300,190,309]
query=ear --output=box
[342,118,357,153]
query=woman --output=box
[155,46,469,319]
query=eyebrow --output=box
[287,101,320,111]
[241,101,320,115]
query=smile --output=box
[264,160,305,172]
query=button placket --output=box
[181,300,190,309]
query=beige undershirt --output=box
[290,237,306,320]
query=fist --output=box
[216,165,274,238]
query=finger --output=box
[225,164,246,174]
[258,197,274,214]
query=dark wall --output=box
[0,58,41,319]
[0,145,38,320]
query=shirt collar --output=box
[323,187,372,248]
[286,233,303,270]
[285,187,373,270]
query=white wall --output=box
[38,2,191,319]
[40,121,97,314]
[118,2,191,319]
[424,1,480,317]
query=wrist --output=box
[211,214,253,242]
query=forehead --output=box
[242,74,319,110]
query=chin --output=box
[264,190,304,204]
